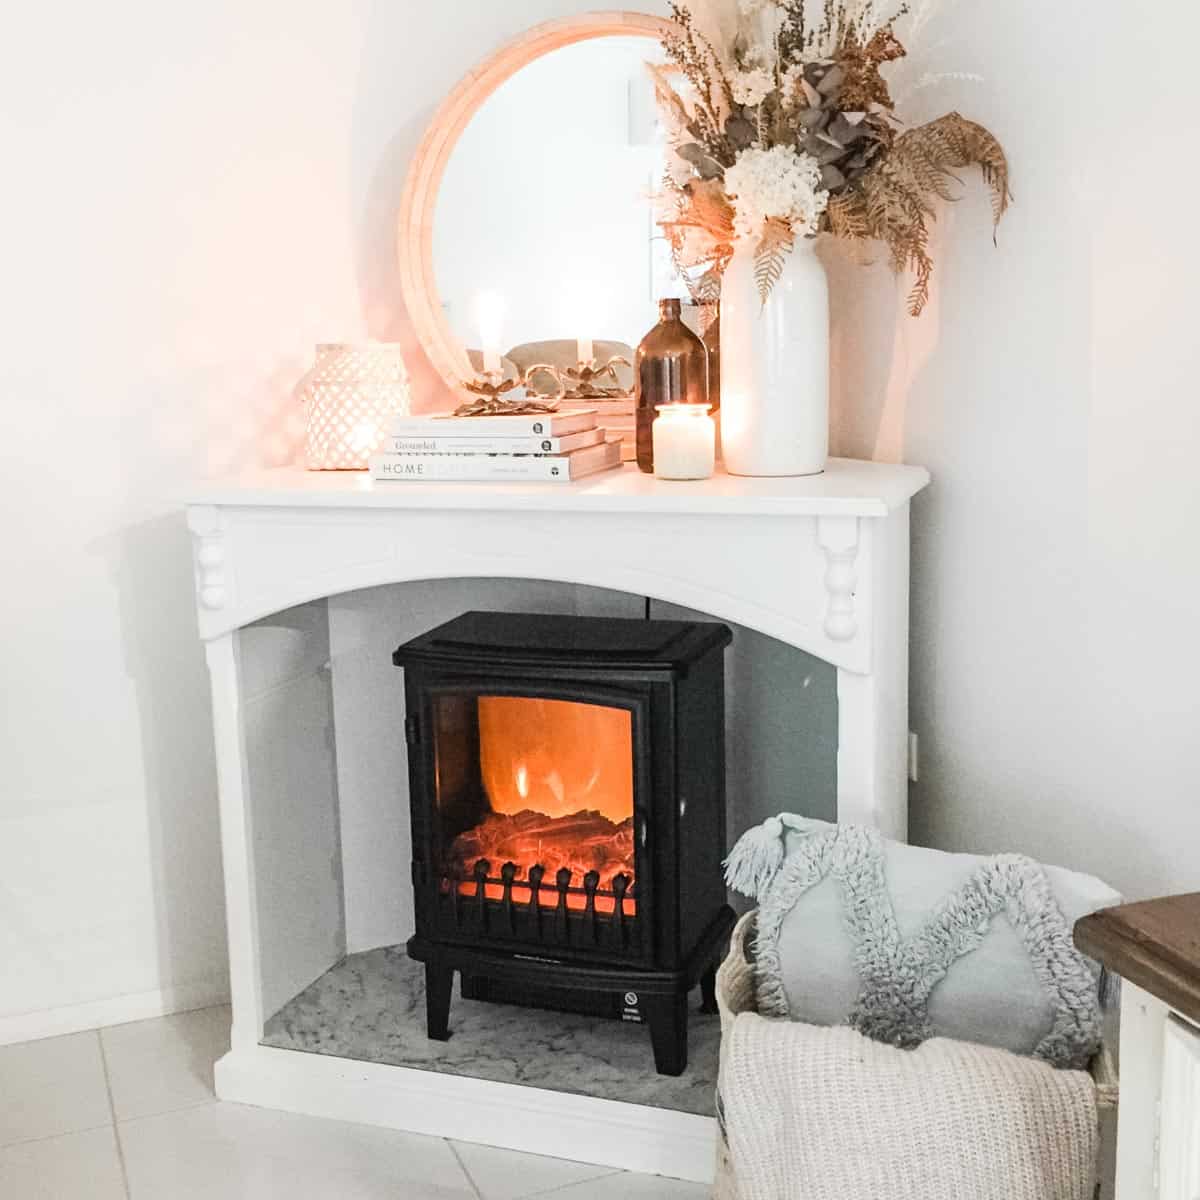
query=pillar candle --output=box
[652,404,715,480]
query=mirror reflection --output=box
[433,36,680,383]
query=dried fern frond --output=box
[833,110,1010,314]
[659,178,735,255]
[827,192,876,264]
[754,218,796,307]
[687,178,736,244]
[659,176,735,295]
[898,111,1011,228]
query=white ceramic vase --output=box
[719,235,829,477]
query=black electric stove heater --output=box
[393,610,735,1076]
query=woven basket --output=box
[712,911,1118,1199]
[297,343,411,471]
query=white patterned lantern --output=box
[298,343,411,471]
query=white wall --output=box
[1,0,1197,1038]
[0,0,637,1041]
[824,0,1200,902]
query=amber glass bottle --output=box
[703,305,721,415]
[635,298,709,474]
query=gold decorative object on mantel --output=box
[453,394,560,418]
[559,355,633,401]
[453,363,566,417]
[516,355,634,402]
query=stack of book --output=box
[557,395,636,462]
[369,409,623,483]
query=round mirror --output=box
[399,14,676,396]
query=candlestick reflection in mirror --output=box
[652,404,715,481]
[475,291,506,378]
[559,354,632,400]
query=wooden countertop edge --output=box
[1074,908,1200,1026]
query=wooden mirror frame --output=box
[397,11,673,396]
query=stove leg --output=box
[425,963,454,1041]
[699,963,718,1015]
[646,992,688,1076]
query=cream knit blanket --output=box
[722,1012,1098,1200]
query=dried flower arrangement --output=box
[653,0,1010,314]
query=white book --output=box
[389,409,598,438]
[370,439,622,484]
[383,427,604,456]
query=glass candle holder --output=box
[297,343,412,471]
[652,404,715,481]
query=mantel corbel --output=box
[816,514,860,642]
[187,504,229,612]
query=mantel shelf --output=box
[190,458,930,519]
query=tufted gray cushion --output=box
[728,817,1121,1069]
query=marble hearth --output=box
[188,460,929,1184]
[262,947,720,1116]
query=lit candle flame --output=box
[476,291,506,378]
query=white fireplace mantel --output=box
[190,458,925,661]
[187,458,929,1183]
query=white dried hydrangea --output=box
[724,145,830,243]
[780,62,806,97]
[730,66,775,107]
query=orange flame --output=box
[447,696,637,913]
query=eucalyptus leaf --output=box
[726,118,757,150]
[677,142,725,180]
[816,66,844,96]
[821,164,846,190]
[828,115,868,145]
[804,135,845,166]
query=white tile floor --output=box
[0,1007,711,1198]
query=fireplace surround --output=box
[186,458,929,1182]
[395,610,735,1075]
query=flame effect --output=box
[446,697,637,912]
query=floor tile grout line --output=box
[523,1169,627,1199]
[0,1120,116,1151]
[447,1138,485,1198]
[95,1028,133,1200]
[114,1096,220,1129]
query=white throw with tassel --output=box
[723,1013,1099,1200]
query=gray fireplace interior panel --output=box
[261,946,720,1116]
[650,600,839,834]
